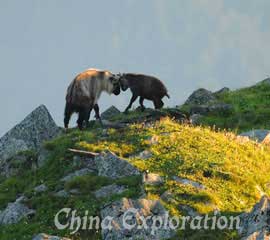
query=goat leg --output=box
[124,94,138,113]
[94,104,104,127]
[139,97,146,112]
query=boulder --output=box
[32,233,71,240]
[172,176,206,190]
[95,151,140,179]
[239,130,270,143]
[143,172,164,185]
[214,87,230,95]
[190,114,203,125]
[239,196,270,239]
[61,168,94,182]
[178,205,200,217]
[185,88,216,105]
[72,155,97,171]
[190,103,233,115]
[54,190,69,198]
[0,105,60,164]
[138,150,153,160]
[130,150,153,160]
[101,106,121,120]
[34,184,47,193]
[0,196,35,225]
[101,120,126,129]
[208,103,233,114]
[100,198,175,240]
[94,184,126,199]
[189,105,209,115]
[262,134,270,145]
[161,191,174,202]
[69,189,80,195]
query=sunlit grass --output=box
[1,117,270,239]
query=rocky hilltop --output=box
[0,79,270,240]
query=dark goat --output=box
[119,73,170,113]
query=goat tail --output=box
[165,93,170,99]
[66,78,76,104]
[64,102,73,129]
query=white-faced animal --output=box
[119,73,170,113]
[64,68,120,130]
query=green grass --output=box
[1,115,270,239]
[187,82,270,132]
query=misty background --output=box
[0,0,270,136]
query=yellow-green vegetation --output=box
[71,118,270,239]
[191,81,270,132]
[0,117,270,239]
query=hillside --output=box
[181,78,270,132]
[0,117,270,239]
[0,80,270,239]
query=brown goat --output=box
[119,73,170,113]
[64,68,120,130]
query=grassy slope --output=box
[1,118,270,239]
[195,81,270,132]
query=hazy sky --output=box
[1,0,270,136]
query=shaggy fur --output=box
[119,73,170,112]
[64,68,120,130]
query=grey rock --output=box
[101,106,121,120]
[239,130,270,143]
[179,205,200,217]
[94,184,126,199]
[190,105,210,115]
[0,105,60,165]
[0,197,35,225]
[72,155,97,171]
[34,184,47,193]
[138,150,153,160]
[32,233,71,240]
[130,150,153,160]
[95,151,140,179]
[172,176,206,190]
[100,198,175,240]
[190,114,203,125]
[208,103,233,113]
[54,190,69,198]
[101,120,126,129]
[161,191,174,202]
[69,189,80,195]
[61,168,94,182]
[239,196,270,240]
[214,87,230,95]
[185,88,216,105]
[143,173,164,185]
[190,103,233,115]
